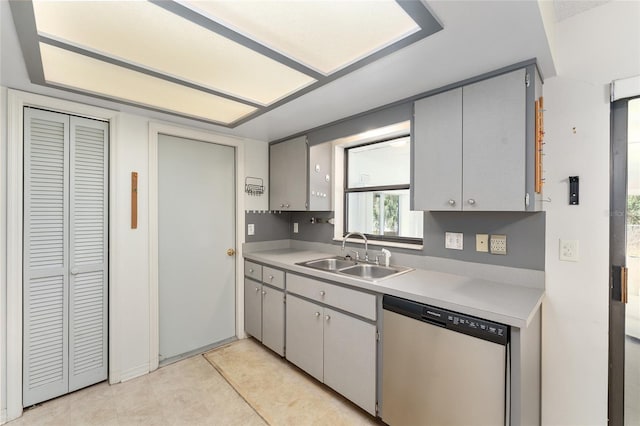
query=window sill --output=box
[333,237,423,251]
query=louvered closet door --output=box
[23,108,70,406]
[68,116,108,392]
[23,108,108,406]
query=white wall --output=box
[542,2,640,424]
[0,87,267,423]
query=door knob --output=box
[226,248,236,256]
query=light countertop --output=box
[244,248,544,329]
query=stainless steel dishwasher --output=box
[382,295,509,426]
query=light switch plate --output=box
[293,222,299,233]
[476,234,489,252]
[247,224,255,236]
[559,239,579,261]
[445,232,463,250]
[490,234,507,255]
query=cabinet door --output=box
[285,295,323,381]
[463,69,526,210]
[308,142,332,211]
[269,136,308,211]
[244,279,262,340]
[412,88,463,211]
[262,286,285,356]
[323,308,377,415]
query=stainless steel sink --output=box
[339,264,405,280]
[302,257,356,271]
[297,256,413,282]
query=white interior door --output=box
[23,108,108,407]
[158,134,236,363]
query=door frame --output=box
[609,74,640,425]
[148,122,245,372]
[5,89,119,422]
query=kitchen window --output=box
[344,136,423,244]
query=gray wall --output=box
[244,211,291,242]
[246,210,546,271]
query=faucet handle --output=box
[350,250,360,260]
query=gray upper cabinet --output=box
[412,68,533,211]
[270,136,308,211]
[412,87,463,211]
[269,136,332,211]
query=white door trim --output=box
[5,89,119,422]
[148,122,245,372]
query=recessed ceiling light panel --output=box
[40,43,257,124]
[32,0,316,105]
[182,0,421,75]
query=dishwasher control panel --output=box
[384,295,509,346]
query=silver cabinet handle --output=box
[319,290,325,297]
[70,268,79,275]
[325,315,331,321]
[255,287,260,292]
[280,204,285,208]
[268,275,274,281]
[467,199,476,205]
[314,312,321,317]
[285,204,290,208]
[262,290,267,295]
[249,268,254,273]
[448,199,456,206]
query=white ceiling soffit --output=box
[10,0,442,127]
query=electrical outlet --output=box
[559,239,579,261]
[476,234,489,252]
[445,232,463,250]
[490,234,507,255]
[247,224,255,236]
[293,222,299,233]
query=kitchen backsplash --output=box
[245,210,545,271]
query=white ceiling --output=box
[1,1,559,142]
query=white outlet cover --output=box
[293,222,299,233]
[559,239,579,261]
[247,223,255,236]
[445,232,463,250]
[490,234,507,255]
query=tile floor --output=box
[11,354,265,426]
[8,339,377,426]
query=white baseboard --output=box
[111,363,150,384]
[1,408,7,425]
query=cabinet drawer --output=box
[287,274,376,321]
[262,267,285,289]
[244,261,262,281]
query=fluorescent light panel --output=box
[32,0,316,105]
[182,0,420,75]
[40,43,257,124]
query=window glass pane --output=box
[346,189,423,239]
[347,136,410,188]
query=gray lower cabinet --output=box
[244,278,263,340]
[243,278,285,356]
[286,293,377,415]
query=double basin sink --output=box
[296,256,413,282]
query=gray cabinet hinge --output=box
[375,402,379,416]
[376,330,380,341]
[525,73,530,87]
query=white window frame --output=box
[331,121,423,250]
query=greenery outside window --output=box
[344,136,423,244]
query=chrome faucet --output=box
[342,232,368,262]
